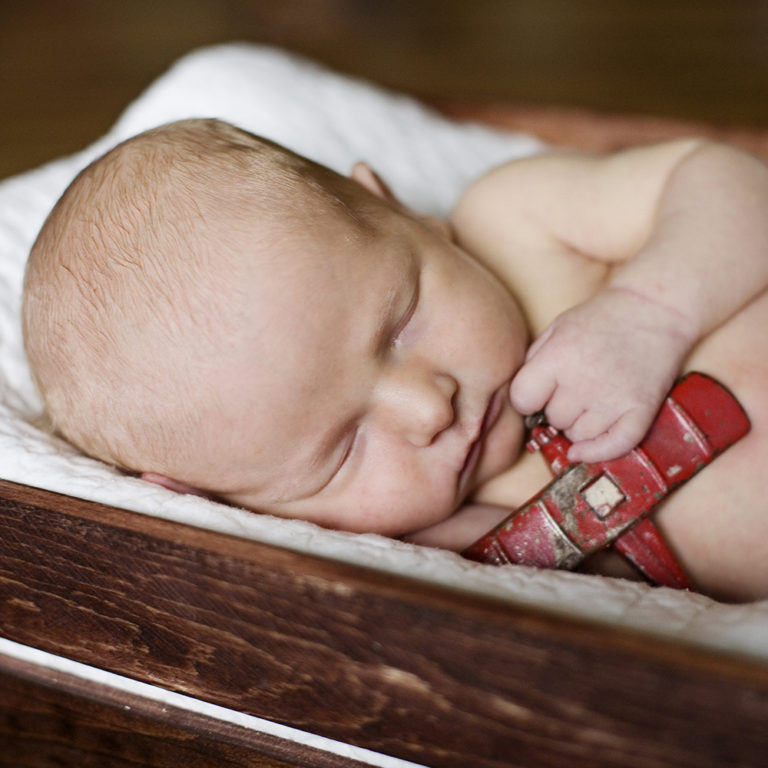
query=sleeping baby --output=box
[22,118,768,602]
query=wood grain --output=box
[0,655,304,768]
[1,478,767,768]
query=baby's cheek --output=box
[356,458,457,536]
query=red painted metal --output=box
[463,372,750,589]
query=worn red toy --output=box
[463,372,750,589]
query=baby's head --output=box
[23,118,528,538]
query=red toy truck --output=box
[463,373,750,589]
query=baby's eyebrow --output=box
[370,282,405,355]
[370,261,418,356]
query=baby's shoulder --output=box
[452,140,701,263]
[451,157,609,334]
[450,154,557,245]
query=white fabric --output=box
[1,43,767,664]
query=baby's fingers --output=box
[566,408,651,463]
[509,361,557,415]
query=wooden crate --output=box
[1,478,767,767]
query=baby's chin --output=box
[376,504,459,540]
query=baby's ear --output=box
[351,161,454,242]
[141,472,214,500]
[350,163,455,242]
[350,162,403,207]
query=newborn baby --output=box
[23,119,768,601]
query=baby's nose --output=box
[373,361,457,447]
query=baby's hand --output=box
[510,288,695,462]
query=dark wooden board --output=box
[0,656,301,768]
[1,479,767,767]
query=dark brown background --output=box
[2,0,768,180]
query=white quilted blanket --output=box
[2,43,767,663]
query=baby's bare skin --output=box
[447,141,768,602]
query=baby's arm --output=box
[456,140,768,461]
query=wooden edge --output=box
[2,476,768,768]
[0,648,349,768]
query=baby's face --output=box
[202,197,528,537]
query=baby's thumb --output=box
[509,362,554,416]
